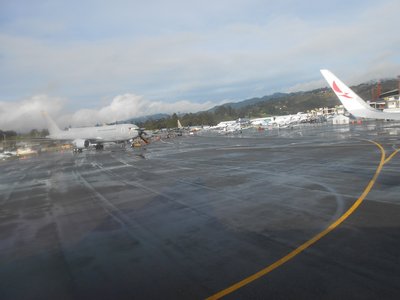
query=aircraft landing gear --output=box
[73,148,83,154]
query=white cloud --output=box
[0,95,64,131]
[1,0,399,123]
[0,93,223,131]
[64,94,223,127]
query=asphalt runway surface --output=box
[1,122,400,299]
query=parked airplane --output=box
[0,151,16,160]
[42,112,148,152]
[320,69,400,120]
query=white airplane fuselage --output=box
[42,112,141,150]
[48,124,139,142]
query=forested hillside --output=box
[137,78,399,129]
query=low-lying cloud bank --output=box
[0,95,64,132]
[0,94,221,132]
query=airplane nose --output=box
[130,128,137,136]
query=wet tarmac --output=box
[1,121,400,299]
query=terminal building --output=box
[367,75,400,112]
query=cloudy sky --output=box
[1,0,399,130]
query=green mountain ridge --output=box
[137,78,399,129]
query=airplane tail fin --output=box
[177,119,183,129]
[320,69,379,118]
[41,111,62,137]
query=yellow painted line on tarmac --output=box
[384,148,399,165]
[206,140,392,300]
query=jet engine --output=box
[73,139,90,149]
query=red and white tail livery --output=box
[320,69,400,120]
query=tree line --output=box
[137,89,339,129]
[137,78,399,130]
[0,129,49,140]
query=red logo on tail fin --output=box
[333,81,342,93]
[332,81,352,99]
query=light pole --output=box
[2,133,5,151]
